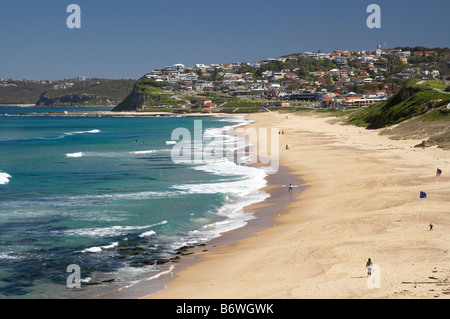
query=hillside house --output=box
[341,95,385,108]
[191,98,217,110]
[285,72,298,79]
[321,96,336,108]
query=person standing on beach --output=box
[429,223,434,231]
[288,183,293,192]
[365,258,373,276]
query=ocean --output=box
[0,106,270,298]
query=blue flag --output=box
[419,191,427,199]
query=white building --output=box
[247,62,261,68]
[179,73,198,82]
[173,64,185,72]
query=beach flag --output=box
[417,191,427,221]
[436,169,442,197]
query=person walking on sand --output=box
[429,223,434,231]
[365,258,373,276]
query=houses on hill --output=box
[141,47,449,110]
[190,97,217,111]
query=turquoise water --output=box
[0,107,268,298]
[0,105,114,115]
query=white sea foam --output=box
[173,158,267,197]
[64,129,101,136]
[139,230,156,238]
[130,150,156,155]
[65,151,118,158]
[66,152,84,158]
[102,242,119,249]
[170,117,271,247]
[213,116,253,125]
[0,252,19,260]
[27,129,101,141]
[200,116,259,165]
[193,157,263,177]
[0,172,12,185]
[2,190,181,208]
[82,246,103,253]
[63,221,168,239]
[81,241,119,253]
[65,192,173,203]
[66,149,159,158]
[209,117,255,139]
[165,141,177,145]
[145,264,175,282]
[174,178,265,196]
[116,264,175,291]
[184,190,269,244]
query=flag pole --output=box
[436,169,442,199]
[436,175,438,198]
[422,198,424,217]
[417,197,420,222]
[418,191,427,221]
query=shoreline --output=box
[90,113,302,299]
[0,104,36,106]
[147,111,450,299]
[95,164,303,299]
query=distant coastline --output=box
[0,104,36,106]
[15,110,222,118]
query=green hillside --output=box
[346,83,450,149]
[348,87,450,129]
[113,77,182,111]
[0,78,134,106]
[0,81,54,104]
[36,79,135,106]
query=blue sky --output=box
[1,0,449,80]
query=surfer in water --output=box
[288,183,293,192]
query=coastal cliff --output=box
[36,92,107,106]
[112,77,182,112]
[35,79,135,107]
[111,83,144,111]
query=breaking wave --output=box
[0,172,12,185]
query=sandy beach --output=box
[145,110,450,299]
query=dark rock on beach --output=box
[156,258,170,265]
